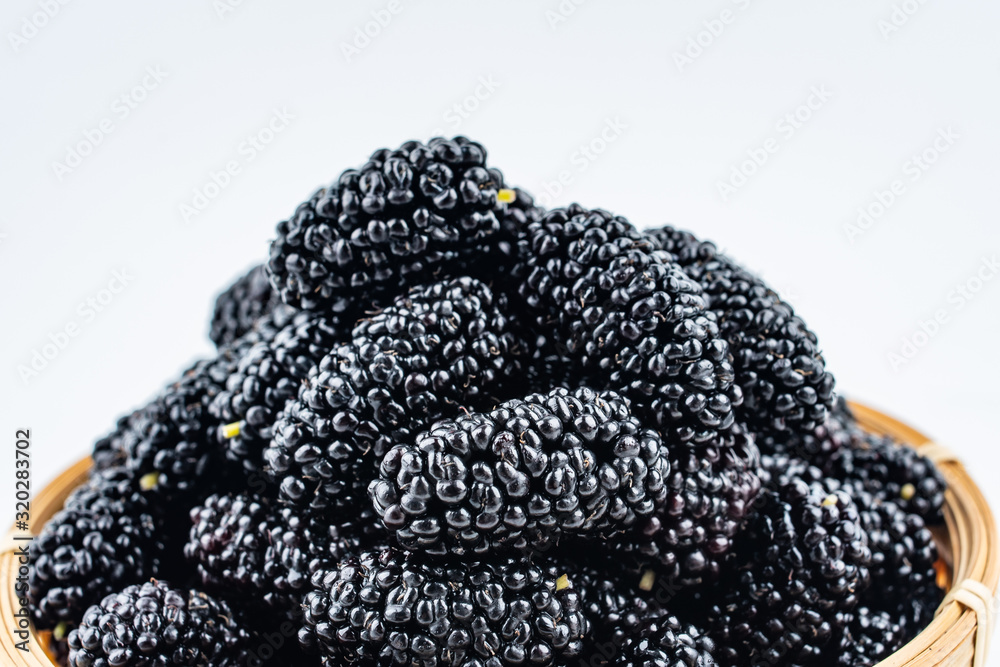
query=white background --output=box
[1,0,998,660]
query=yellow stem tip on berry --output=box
[139,472,160,491]
[901,483,916,501]
[497,188,517,204]
[639,569,656,591]
[555,574,570,591]
[53,622,68,641]
[222,422,242,439]
[822,494,838,507]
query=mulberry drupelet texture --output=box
[28,469,166,631]
[185,491,381,614]
[707,479,871,666]
[851,481,941,627]
[756,396,856,458]
[604,424,761,585]
[265,276,526,512]
[267,136,527,311]
[517,206,741,444]
[821,428,946,525]
[211,311,350,474]
[833,607,909,667]
[647,225,835,436]
[614,613,718,667]
[209,263,285,348]
[66,580,252,667]
[299,548,590,666]
[92,315,292,503]
[371,387,669,556]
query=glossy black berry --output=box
[267,137,521,311]
[615,613,718,667]
[707,479,871,666]
[604,425,761,586]
[66,580,252,667]
[209,263,287,348]
[92,319,290,504]
[648,225,836,436]
[517,206,741,445]
[821,429,946,525]
[186,492,381,616]
[851,481,941,627]
[265,276,525,512]
[300,548,589,665]
[211,311,350,475]
[372,387,669,556]
[29,469,166,631]
[833,607,909,667]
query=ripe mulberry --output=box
[604,425,761,585]
[265,276,525,511]
[707,479,871,666]
[615,613,718,667]
[300,548,589,665]
[209,263,286,348]
[29,469,166,631]
[186,492,381,614]
[648,225,835,436]
[517,206,741,445]
[267,136,524,311]
[821,429,946,525]
[66,580,252,667]
[371,387,669,556]
[834,607,909,667]
[211,311,350,474]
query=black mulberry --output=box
[518,206,741,444]
[614,613,718,667]
[300,548,589,665]
[66,580,252,667]
[28,469,166,631]
[648,225,836,436]
[821,429,946,525]
[371,387,669,556]
[209,263,287,348]
[605,426,761,585]
[267,137,517,311]
[211,311,350,475]
[185,492,381,614]
[707,479,871,666]
[265,276,525,511]
[90,313,298,504]
[833,607,909,667]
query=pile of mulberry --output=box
[33,137,954,667]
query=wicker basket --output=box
[2,403,997,666]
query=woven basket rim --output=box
[2,402,997,666]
